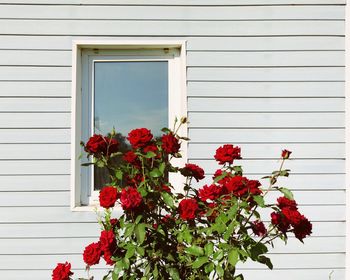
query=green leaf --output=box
[161,192,174,208]
[216,264,224,277]
[159,162,166,174]
[125,244,135,259]
[278,187,294,200]
[223,221,236,241]
[234,274,244,280]
[144,151,157,158]
[228,249,239,267]
[136,246,145,256]
[213,172,227,183]
[135,223,146,244]
[250,243,268,260]
[150,168,162,178]
[135,215,142,224]
[115,169,123,180]
[192,256,208,269]
[185,245,204,256]
[168,267,180,280]
[257,255,273,270]
[204,262,215,274]
[253,195,265,207]
[204,242,214,256]
[213,249,224,261]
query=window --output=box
[71,41,187,210]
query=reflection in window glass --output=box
[93,61,168,189]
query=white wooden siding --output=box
[0,1,345,280]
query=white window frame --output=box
[71,40,187,211]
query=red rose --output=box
[110,218,119,230]
[99,186,118,208]
[223,176,248,197]
[282,149,292,159]
[213,169,231,185]
[85,134,118,157]
[198,184,222,202]
[52,262,73,280]
[161,185,171,193]
[293,216,312,241]
[214,144,241,165]
[246,180,262,196]
[143,144,160,158]
[120,187,143,210]
[282,208,303,226]
[161,133,180,154]
[127,128,153,149]
[100,230,116,251]
[179,198,199,220]
[123,151,141,168]
[103,249,115,266]
[83,242,102,266]
[277,197,298,210]
[271,212,290,233]
[180,163,205,182]
[252,221,267,237]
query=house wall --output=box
[0,1,346,279]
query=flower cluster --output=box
[53,122,312,280]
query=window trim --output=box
[71,39,187,211]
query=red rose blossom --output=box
[180,163,205,182]
[99,230,116,251]
[120,187,143,210]
[123,151,141,168]
[282,208,303,226]
[282,149,292,159]
[85,134,119,157]
[83,242,102,266]
[179,198,199,220]
[110,218,119,230]
[277,197,298,211]
[198,184,222,202]
[293,216,312,241]
[143,144,160,158]
[99,186,118,208]
[246,180,262,196]
[223,176,248,197]
[127,128,153,149]
[252,221,267,237]
[103,249,115,266]
[214,144,241,165]
[52,262,73,280]
[161,133,180,154]
[271,212,290,233]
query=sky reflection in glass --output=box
[94,61,168,137]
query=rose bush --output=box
[52,118,312,280]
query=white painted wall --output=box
[0,1,345,279]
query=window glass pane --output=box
[93,61,168,189]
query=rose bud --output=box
[281,149,292,159]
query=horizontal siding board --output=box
[195,174,345,190]
[0,175,70,191]
[3,50,346,67]
[188,67,344,82]
[0,191,69,207]
[0,66,71,81]
[188,143,345,159]
[0,236,344,255]
[188,97,344,112]
[0,205,342,223]
[189,128,345,143]
[0,20,344,36]
[0,221,342,238]
[0,5,344,20]
[190,159,344,174]
[188,37,345,51]
[0,129,70,143]
[0,160,70,175]
[188,81,345,97]
[0,36,345,51]
[188,51,345,67]
[0,98,70,112]
[0,113,70,128]
[0,144,70,159]
[0,0,344,4]
[188,112,345,128]
[0,81,71,97]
